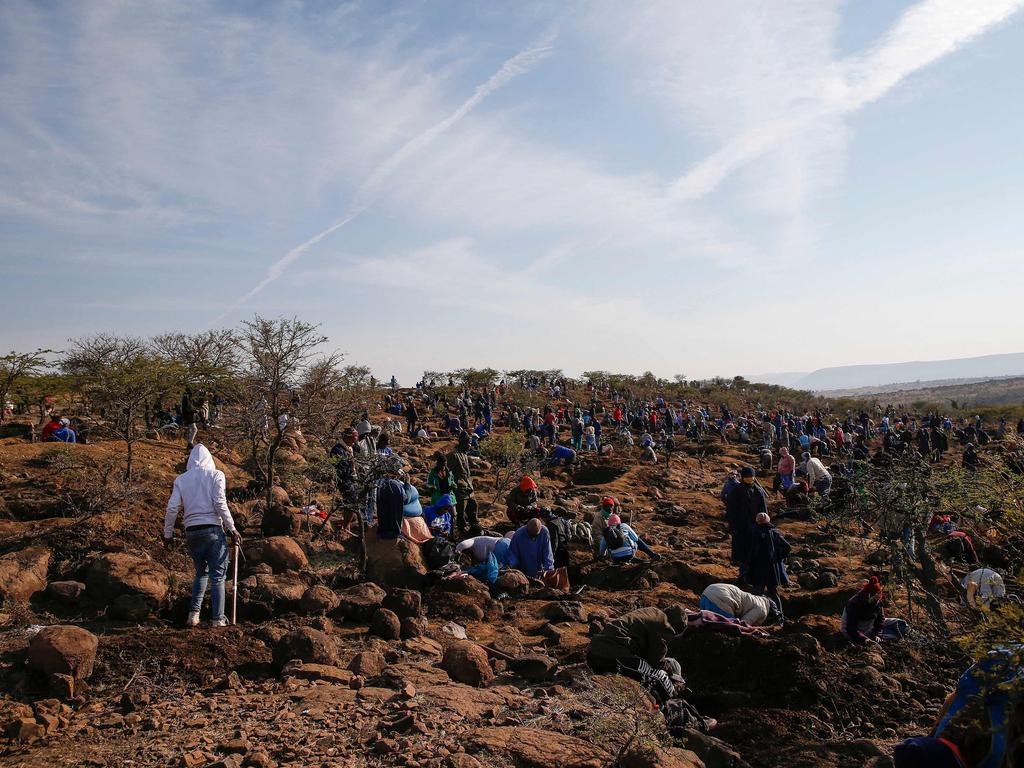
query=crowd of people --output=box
[74,369,1017,764]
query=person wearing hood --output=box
[841,576,909,644]
[506,475,540,523]
[745,512,791,619]
[599,513,659,564]
[164,445,241,627]
[423,492,455,538]
[447,432,479,535]
[399,482,433,544]
[726,467,767,570]
[49,418,77,443]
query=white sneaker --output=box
[210,618,228,628]
[186,612,200,627]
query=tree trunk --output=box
[914,526,947,630]
[124,406,134,482]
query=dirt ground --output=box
[0,400,981,768]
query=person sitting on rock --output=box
[507,518,568,590]
[841,576,908,645]
[506,475,540,523]
[599,513,659,564]
[591,496,617,557]
[700,582,782,626]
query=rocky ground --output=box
[0,402,978,768]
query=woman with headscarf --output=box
[841,576,908,644]
[744,512,791,620]
[506,475,539,523]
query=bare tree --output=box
[0,348,54,423]
[151,329,240,389]
[233,315,329,509]
[62,335,179,480]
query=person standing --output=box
[447,432,480,535]
[745,512,791,620]
[726,467,768,571]
[164,445,241,627]
[181,387,198,449]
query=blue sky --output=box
[2,0,1023,383]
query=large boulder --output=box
[467,727,606,768]
[27,625,98,681]
[369,608,401,640]
[260,505,300,537]
[382,589,422,619]
[86,553,169,605]
[334,583,386,621]
[0,547,50,603]
[259,537,308,573]
[300,585,339,616]
[45,581,86,603]
[238,573,308,619]
[364,535,427,590]
[110,594,152,621]
[425,577,496,622]
[272,628,338,668]
[494,570,530,597]
[441,641,493,687]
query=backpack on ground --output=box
[423,538,455,570]
[603,524,626,550]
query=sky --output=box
[2,0,1024,384]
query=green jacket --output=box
[447,449,474,494]
[588,607,675,665]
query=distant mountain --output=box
[747,371,810,388]
[789,352,1024,392]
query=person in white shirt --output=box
[164,444,241,627]
[700,583,779,625]
[802,453,832,496]
[962,567,1006,610]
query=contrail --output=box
[668,0,1024,203]
[219,30,557,319]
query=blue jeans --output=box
[185,527,229,621]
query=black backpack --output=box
[547,517,572,554]
[423,538,455,571]
[603,524,626,550]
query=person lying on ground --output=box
[507,518,568,590]
[599,513,660,564]
[506,475,540,523]
[681,608,770,637]
[841,576,909,645]
[164,444,241,628]
[700,582,782,626]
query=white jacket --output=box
[702,583,773,625]
[164,445,237,538]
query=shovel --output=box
[231,542,239,625]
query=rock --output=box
[272,628,338,668]
[280,662,352,685]
[348,651,386,678]
[0,547,50,603]
[494,569,529,596]
[260,504,299,537]
[441,641,493,687]
[244,749,277,768]
[87,553,169,604]
[270,486,291,506]
[508,654,557,682]
[426,577,493,622]
[45,581,86,602]
[403,637,444,659]
[370,608,401,640]
[543,601,586,623]
[6,717,45,743]
[400,616,427,639]
[299,585,339,615]
[382,588,422,619]
[51,674,75,700]
[364,534,427,589]
[218,738,250,754]
[241,573,307,616]
[467,727,607,768]
[798,572,820,590]
[260,536,308,572]
[27,625,99,681]
[334,583,387,621]
[448,757,483,768]
[110,593,152,621]
[673,731,738,768]
[816,572,839,588]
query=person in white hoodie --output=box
[164,444,241,627]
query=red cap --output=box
[519,476,537,492]
[863,576,883,597]
[601,496,617,508]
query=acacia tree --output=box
[151,329,240,390]
[62,335,179,480]
[233,315,329,509]
[0,349,54,423]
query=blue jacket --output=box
[493,538,512,568]
[599,523,640,559]
[507,526,554,577]
[467,552,499,585]
[50,427,77,443]
[548,445,575,464]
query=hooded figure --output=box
[164,445,240,627]
[745,512,791,617]
[726,467,767,567]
